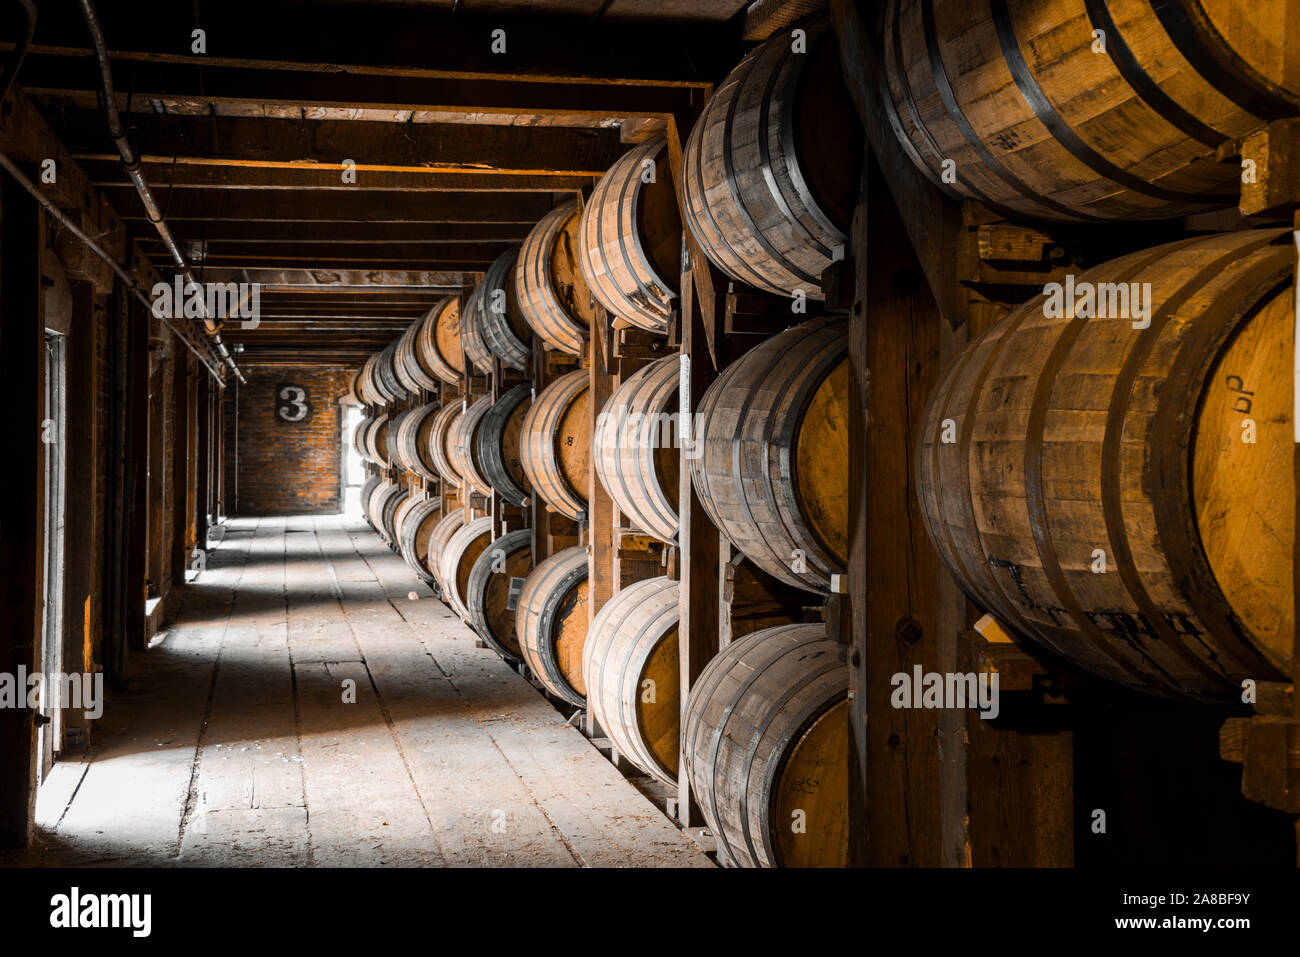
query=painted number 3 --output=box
[277,385,309,422]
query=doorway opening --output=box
[342,403,365,516]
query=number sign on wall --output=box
[275,383,312,424]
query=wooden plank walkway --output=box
[9,514,713,868]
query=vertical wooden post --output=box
[62,280,98,751]
[675,265,723,828]
[125,293,150,651]
[195,372,210,557]
[171,354,191,585]
[588,306,616,627]
[850,157,945,866]
[0,178,42,846]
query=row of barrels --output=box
[358,226,1294,709]
[358,479,851,868]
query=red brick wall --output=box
[224,365,357,515]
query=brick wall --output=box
[225,365,357,515]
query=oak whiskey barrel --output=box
[917,228,1295,700]
[477,383,533,507]
[380,486,409,544]
[390,401,441,481]
[427,510,466,596]
[519,368,591,521]
[460,283,496,376]
[681,22,862,298]
[578,136,680,332]
[374,340,409,404]
[359,475,381,528]
[683,623,849,868]
[515,546,590,706]
[414,296,465,384]
[367,481,403,542]
[428,401,465,489]
[397,496,443,586]
[515,202,596,356]
[466,528,533,661]
[582,576,681,786]
[450,394,494,498]
[594,355,680,543]
[357,353,385,406]
[438,516,493,623]
[476,248,532,370]
[357,413,392,469]
[690,316,849,594]
[882,0,1300,221]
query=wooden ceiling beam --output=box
[156,240,513,263]
[19,57,694,119]
[136,221,532,244]
[57,110,623,176]
[108,189,554,223]
[81,161,586,192]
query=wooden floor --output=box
[8,514,712,868]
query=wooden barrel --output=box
[373,339,409,404]
[390,401,441,481]
[475,248,532,370]
[390,492,422,551]
[477,384,533,507]
[917,228,1294,700]
[394,315,441,394]
[428,401,464,489]
[381,486,409,544]
[882,0,1300,223]
[427,510,466,596]
[385,408,414,472]
[413,296,465,384]
[360,353,388,406]
[367,481,402,542]
[681,22,862,299]
[358,475,382,528]
[347,368,365,405]
[514,202,596,356]
[690,316,848,594]
[356,412,392,468]
[515,546,590,706]
[438,516,493,623]
[353,416,372,462]
[450,395,494,497]
[683,623,849,868]
[460,284,496,376]
[594,355,679,542]
[519,368,591,521]
[582,576,680,786]
[465,528,533,661]
[397,496,442,585]
[578,136,680,332]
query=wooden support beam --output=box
[139,222,533,246]
[588,308,617,626]
[850,156,944,867]
[59,111,624,177]
[108,189,553,224]
[84,162,589,193]
[675,263,723,828]
[20,57,699,121]
[0,176,43,847]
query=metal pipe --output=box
[0,149,229,385]
[75,0,246,384]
